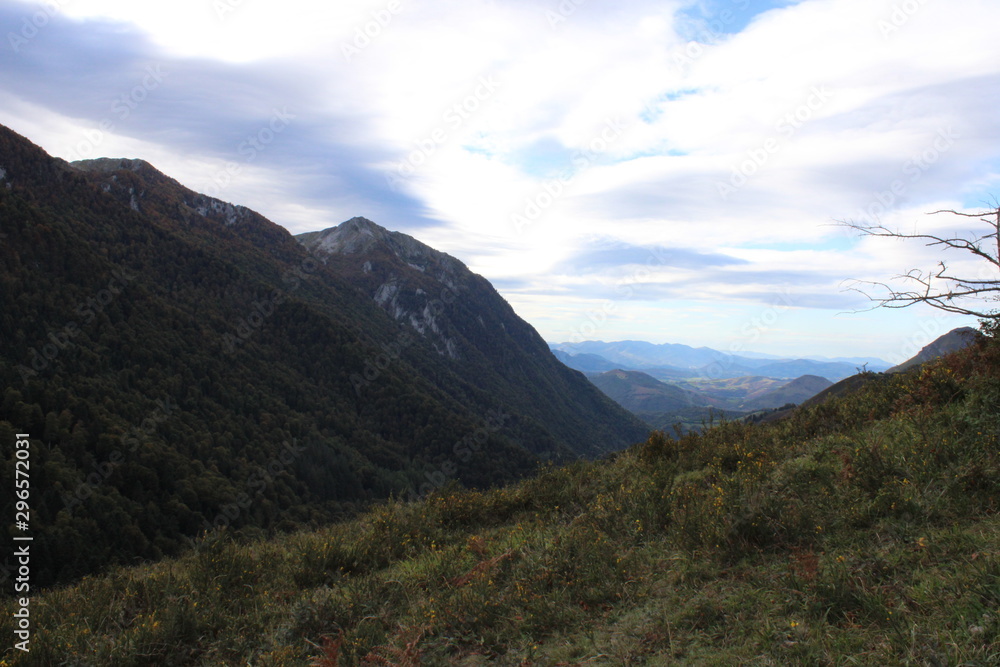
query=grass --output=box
[3,338,1000,665]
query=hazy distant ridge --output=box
[551,340,889,382]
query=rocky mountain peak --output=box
[297,218,474,359]
[306,216,393,255]
[299,217,463,282]
[71,157,150,171]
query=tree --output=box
[841,204,1000,325]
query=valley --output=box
[552,341,867,432]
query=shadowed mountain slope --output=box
[0,124,646,589]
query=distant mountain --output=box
[740,374,834,412]
[673,376,787,409]
[731,359,864,382]
[549,348,698,379]
[551,349,621,373]
[587,370,742,434]
[641,366,700,382]
[589,370,697,414]
[887,327,983,373]
[0,123,647,589]
[552,340,730,370]
[800,355,892,368]
[553,340,884,381]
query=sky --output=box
[2,0,999,362]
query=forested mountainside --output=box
[0,124,646,589]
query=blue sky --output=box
[2,0,999,360]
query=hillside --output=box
[0,124,646,590]
[550,349,622,373]
[673,375,787,408]
[740,374,834,412]
[4,330,997,665]
[295,218,644,458]
[588,369,698,414]
[589,370,752,435]
[887,326,982,373]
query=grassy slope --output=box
[3,338,1000,666]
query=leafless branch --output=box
[837,204,1000,320]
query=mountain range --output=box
[551,340,890,382]
[587,368,834,431]
[0,124,646,588]
[558,333,976,430]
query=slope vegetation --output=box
[0,125,645,590]
[740,374,833,412]
[6,332,998,665]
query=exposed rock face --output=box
[299,217,466,358]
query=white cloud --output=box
[2,0,998,356]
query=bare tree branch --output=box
[837,204,1000,321]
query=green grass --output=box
[3,339,1000,665]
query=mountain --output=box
[639,365,700,382]
[553,340,885,381]
[589,370,697,414]
[759,327,985,424]
[887,327,983,373]
[673,375,789,408]
[550,349,621,373]
[740,374,833,411]
[0,124,646,589]
[553,340,730,369]
[295,218,647,458]
[588,370,746,434]
[730,359,863,382]
[801,355,892,368]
